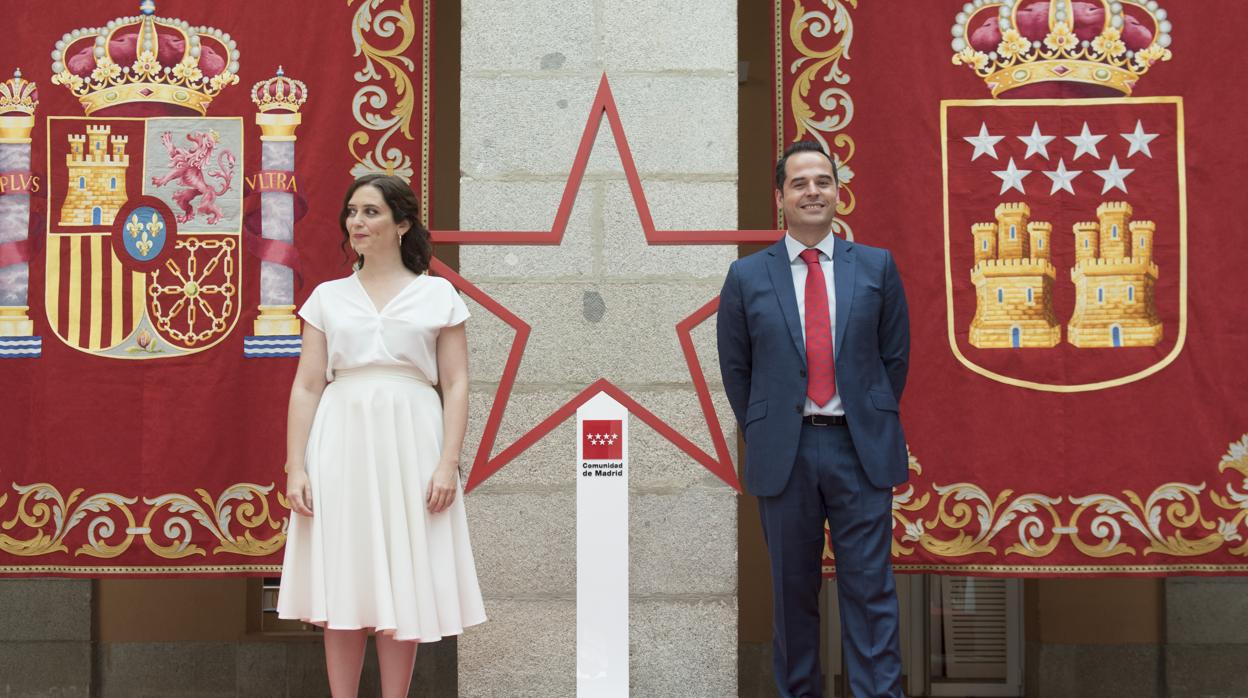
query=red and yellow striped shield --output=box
[44,116,243,359]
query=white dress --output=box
[277,272,487,642]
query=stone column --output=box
[0,68,41,358]
[457,2,738,696]
[243,66,306,358]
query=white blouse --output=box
[299,273,470,384]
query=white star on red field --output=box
[587,432,619,446]
[1120,120,1158,159]
[1066,122,1107,161]
[963,122,1005,161]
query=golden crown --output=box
[251,66,308,114]
[49,1,240,116]
[951,0,1172,97]
[0,69,39,116]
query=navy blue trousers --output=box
[757,422,904,698]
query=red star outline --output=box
[431,74,782,494]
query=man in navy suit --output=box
[717,141,909,697]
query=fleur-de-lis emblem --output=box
[126,213,145,240]
[148,211,164,239]
[129,210,165,258]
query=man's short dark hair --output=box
[775,140,839,191]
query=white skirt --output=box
[278,365,487,641]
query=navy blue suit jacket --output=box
[717,236,910,496]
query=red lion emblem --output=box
[150,130,237,225]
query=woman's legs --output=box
[376,633,419,698]
[324,628,368,697]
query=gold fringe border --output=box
[0,565,282,575]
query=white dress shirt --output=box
[784,232,844,416]
[299,274,470,384]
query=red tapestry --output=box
[776,1,1248,575]
[0,0,431,575]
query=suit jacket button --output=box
[794,405,802,413]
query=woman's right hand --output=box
[286,469,314,517]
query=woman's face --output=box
[344,185,411,256]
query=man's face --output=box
[775,151,839,233]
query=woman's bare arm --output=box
[428,322,468,513]
[285,323,328,516]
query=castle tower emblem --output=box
[1067,202,1162,347]
[942,0,1184,390]
[969,203,1061,348]
[60,125,130,226]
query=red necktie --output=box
[800,248,835,405]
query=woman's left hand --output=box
[426,464,458,514]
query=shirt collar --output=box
[784,231,837,264]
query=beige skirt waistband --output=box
[331,365,433,385]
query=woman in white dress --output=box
[278,174,486,697]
